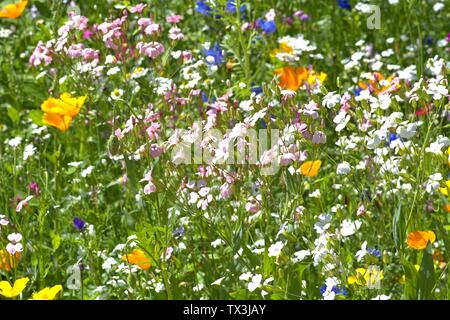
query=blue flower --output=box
[368,248,382,258]
[251,85,263,95]
[196,1,212,16]
[73,217,86,231]
[354,87,362,96]
[338,0,352,10]
[172,226,185,238]
[256,18,276,34]
[320,284,347,296]
[203,42,224,65]
[226,1,246,14]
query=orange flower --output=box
[0,0,28,19]
[0,249,21,271]
[358,72,399,96]
[300,160,322,177]
[274,66,308,91]
[444,204,450,213]
[406,230,436,250]
[122,249,152,270]
[41,93,85,132]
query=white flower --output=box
[336,161,351,175]
[340,219,362,237]
[355,241,368,262]
[322,92,341,109]
[211,277,225,286]
[333,112,350,132]
[372,294,391,300]
[268,241,284,257]
[7,233,22,243]
[239,272,253,281]
[248,274,262,292]
[81,165,94,177]
[16,195,34,212]
[425,173,443,193]
[23,144,37,161]
[102,257,117,270]
[293,250,310,263]
[7,137,22,148]
[110,88,124,100]
[68,161,84,167]
[433,2,444,12]
[211,238,224,248]
[106,66,121,76]
[314,213,332,234]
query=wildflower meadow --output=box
[0,0,449,301]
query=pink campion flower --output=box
[146,122,161,140]
[28,181,40,196]
[163,246,173,260]
[6,243,23,255]
[0,215,9,226]
[150,144,163,158]
[83,30,94,39]
[136,41,165,59]
[211,101,228,113]
[168,27,184,40]
[137,17,153,28]
[115,128,124,140]
[140,172,156,195]
[67,43,85,58]
[16,195,34,212]
[58,25,71,37]
[279,153,296,166]
[7,233,22,243]
[265,8,276,21]
[219,183,233,199]
[357,204,366,216]
[29,41,53,67]
[312,131,327,144]
[130,3,147,13]
[166,15,182,24]
[82,48,99,61]
[340,92,352,112]
[68,14,89,30]
[293,10,304,17]
[144,23,161,35]
[245,197,261,214]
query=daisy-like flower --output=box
[110,88,124,100]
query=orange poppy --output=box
[0,249,21,271]
[406,230,436,250]
[300,160,322,177]
[122,248,152,270]
[274,66,308,91]
[41,93,85,132]
[0,0,28,19]
[444,204,450,213]
[358,72,399,96]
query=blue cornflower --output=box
[320,284,347,296]
[196,1,212,16]
[172,226,185,238]
[226,1,246,14]
[368,248,382,258]
[338,0,352,10]
[73,217,86,231]
[354,87,362,96]
[203,43,224,65]
[256,18,276,34]
[251,85,263,95]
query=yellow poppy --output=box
[41,93,86,132]
[0,0,28,19]
[438,180,450,196]
[348,267,384,286]
[300,160,322,177]
[406,230,436,250]
[30,285,62,300]
[0,249,21,272]
[0,277,29,298]
[122,249,152,270]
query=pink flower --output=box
[136,41,165,59]
[6,243,23,255]
[144,23,161,35]
[0,215,9,226]
[168,27,184,40]
[82,48,99,61]
[7,233,22,243]
[29,41,53,67]
[150,144,163,158]
[130,3,147,13]
[219,183,233,199]
[16,195,34,212]
[137,17,153,28]
[166,15,183,24]
[115,128,124,140]
[312,131,327,144]
[67,43,85,59]
[140,172,156,195]
[279,153,296,166]
[265,8,276,21]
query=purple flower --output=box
[73,217,86,231]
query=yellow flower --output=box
[0,277,29,298]
[0,249,21,272]
[300,160,322,177]
[406,230,436,250]
[270,42,294,58]
[348,268,384,286]
[0,0,28,19]
[122,249,152,270]
[438,180,450,196]
[41,93,86,131]
[30,285,62,300]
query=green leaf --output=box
[29,109,45,126]
[417,242,436,300]
[7,106,19,123]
